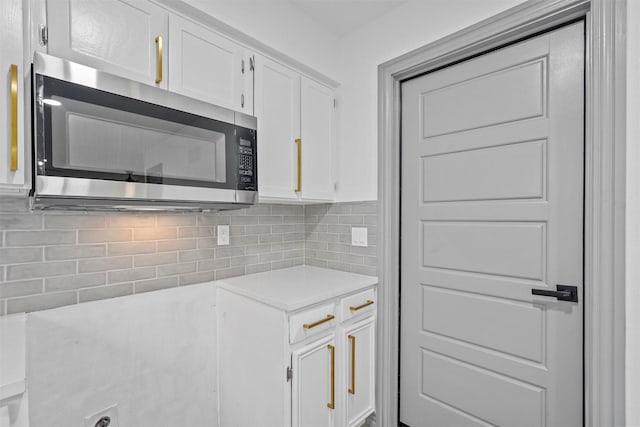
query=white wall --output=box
[26,284,217,427]
[333,0,526,201]
[626,1,640,424]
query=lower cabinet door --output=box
[292,334,337,427]
[344,317,376,427]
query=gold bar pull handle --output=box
[327,344,335,409]
[155,35,163,84]
[303,314,334,330]
[349,300,374,312]
[348,334,356,395]
[294,138,301,193]
[10,64,18,171]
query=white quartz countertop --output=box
[216,266,378,311]
[0,313,26,401]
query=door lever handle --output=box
[531,285,578,302]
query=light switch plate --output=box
[217,225,230,246]
[351,227,368,247]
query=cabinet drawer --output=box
[289,302,336,344]
[340,288,376,322]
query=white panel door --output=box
[168,15,246,112]
[400,22,584,427]
[0,0,26,189]
[344,317,376,427]
[292,335,336,427]
[46,0,168,87]
[254,55,300,200]
[301,76,336,201]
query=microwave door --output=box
[35,74,237,192]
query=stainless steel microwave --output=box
[31,53,257,211]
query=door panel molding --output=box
[377,0,626,426]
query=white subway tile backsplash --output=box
[157,262,197,277]
[305,201,377,278]
[107,215,155,228]
[134,227,178,241]
[45,244,106,260]
[78,282,133,303]
[46,273,106,292]
[107,267,156,284]
[179,248,216,262]
[0,279,43,299]
[6,230,76,246]
[134,276,179,293]
[197,258,230,272]
[0,202,375,314]
[0,214,42,230]
[108,241,156,256]
[155,215,196,227]
[6,291,77,314]
[215,266,245,280]
[78,256,132,273]
[44,214,105,229]
[78,229,131,243]
[158,239,197,252]
[134,252,178,267]
[7,261,76,281]
[0,247,43,264]
[179,271,215,286]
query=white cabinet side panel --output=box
[217,288,288,427]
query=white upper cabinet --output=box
[46,0,168,88]
[0,0,26,190]
[301,76,336,202]
[169,15,253,113]
[255,56,336,203]
[255,55,301,201]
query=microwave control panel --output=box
[237,133,256,191]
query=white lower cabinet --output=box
[343,318,376,427]
[292,334,337,427]
[217,269,376,427]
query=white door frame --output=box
[376,0,627,426]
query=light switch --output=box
[351,227,368,247]
[217,225,230,246]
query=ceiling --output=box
[287,0,409,38]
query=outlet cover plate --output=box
[351,227,368,247]
[217,225,230,246]
[84,404,119,427]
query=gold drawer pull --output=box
[294,138,301,193]
[155,35,163,84]
[348,334,356,395]
[10,64,18,171]
[327,344,335,409]
[303,314,334,329]
[349,300,374,312]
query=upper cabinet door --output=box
[301,77,336,201]
[254,55,300,201]
[168,15,247,112]
[46,0,168,88]
[0,0,26,189]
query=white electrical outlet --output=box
[351,227,368,247]
[84,404,119,427]
[217,225,230,246]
